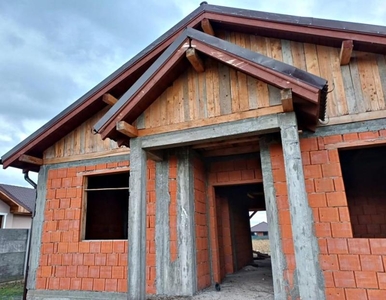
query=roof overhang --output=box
[3,2,386,170]
[94,28,328,143]
[0,189,32,215]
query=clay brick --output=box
[304,164,322,179]
[105,278,118,292]
[324,135,343,145]
[40,266,52,278]
[315,223,332,237]
[119,253,128,266]
[355,271,378,288]
[301,151,311,165]
[101,241,113,253]
[333,178,345,192]
[331,223,353,238]
[360,255,384,272]
[328,149,340,163]
[320,254,339,270]
[241,169,254,180]
[319,207,340,222]
[338,254,361,271]
[107,253,119,266]
[309,193,327,208]
[93,278,105,291]
[112,266,125,279]
[324,271,334,288]
[327,238,348,254]
[275,182,288,196]
[59,277,71,290]
[276,196,289,210]
[89,241,101,253]
[339,207,351,222]
[48,277,60,290]
[310,150,329,164]
[281,224,292,239]
[367,289,386,300]
[95,254,107,266]
[359,131,379,140]
[272,169,286,182]
[282,238,294,254]
[344,288,368,300]
[377,272,386,289]
[70,278,82,290]
[315,178,335,193]
[100,266,112,279]
[322,163,342,177]
[66,266,77,278]
[117,279,128,293]
[278,210,291,225]
[83,254,95,266]
[88,266,100,278]
[81,278,93,291]
[36,278,47,290]
[72,253,83,265]
[77,265,89,278]
[325,288,345,300]
[300,137,319,151]
[333,270,356,288]
[369,239,386,255]
[319,238,328,254]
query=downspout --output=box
[22,169,37,300]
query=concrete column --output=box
[27,166,47,290]
[259,136,288,300]
[155,149,197,296]
[128,138,147,299]
[279,112,325,300]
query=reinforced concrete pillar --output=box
[259,136,288,300]
[279,112,325,300]
[128,138,147,299]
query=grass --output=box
[0,281,24,299]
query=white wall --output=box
[0,199,12,228]
[12,215,32,229]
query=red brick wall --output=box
[207,157,262,283]
[194,157,211,290]
[220,197,233,275]
[146,160,156,294]
[297,130,386,300]
[38,161,129,293]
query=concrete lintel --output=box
[141,115,280,150]
[259,135,288,300]
[26,166,47,290]
[278,112,325,300]
[128,138,147,299]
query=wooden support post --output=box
[116,121,138,138]
[19,154,43,166]
[102,93,118,105]
[201,18,215,36]
[339,40,353,65]
[281,88,294,112]
[186,48,205,73]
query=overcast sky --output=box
[1,0,386,224]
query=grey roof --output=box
[251,221,268,232]
[0,184,36,213]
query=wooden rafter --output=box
[19,154,43,166]
[201,18,215,36]
[116,121,138,138]
[186,48,205,73]
[281,88,294,112]
[339,40,353,65]
[103,93,118,105]
[146,150,164,162]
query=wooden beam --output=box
[186,48,205,73]
[339,40,353,65]
[281,89,294,112]
[146,150,163,162]
[19,154,43,166]
[103,93,118,105]
[201,18,215,36]
[116,121,138,138]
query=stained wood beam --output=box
[116,121,138,138]
[19,154,43,166]
[281,89,294,112]
[186,48,205,73]
[339,40,353,65]
[201,18,215,36]
[103,93,118,105]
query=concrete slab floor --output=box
[148,259,273,300]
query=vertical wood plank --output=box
[267,38,283,106]
[198,67,208,119]
[376,54,386,109]
[218,62,232,115]
[371,54,385,110]
[291,41,307,70]
[281,40,293,65]
[304,43,321,76]
[182,70,190,122]
[348,56,366,113]
[356,52,376,112]
[205,58,215,118]
[329,47,348,116]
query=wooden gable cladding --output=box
[43,107,124,164]
[136,57,283,134]
[216,31,386,122]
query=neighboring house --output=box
[0,183,36,229]
[2,3,386,300]
[251,222,268,237]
